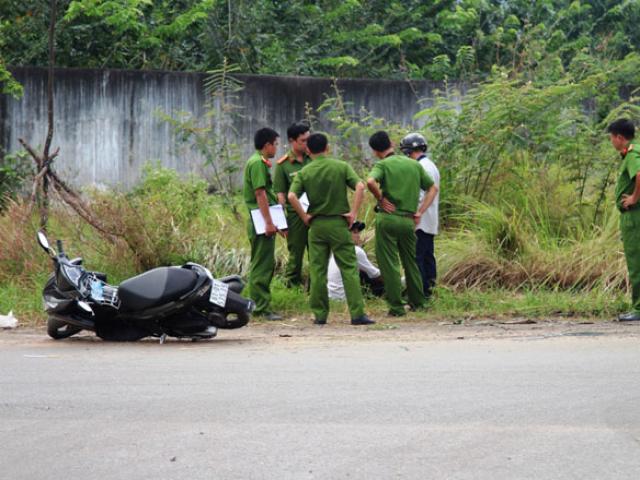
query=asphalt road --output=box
[1,326,640,479]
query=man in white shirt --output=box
[400,133,440,299]
[328,221,384,300]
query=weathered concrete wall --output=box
[1,67,465,188]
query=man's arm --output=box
[356,247,381,279]
[344,181,365,228]
[288,191,313,226]
[277,192,287,206]
[288,172,312,226]
[255,188,277,237]
[366,177,395,213]
[414,185,439,226]
[622,175,640,210]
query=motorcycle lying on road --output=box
[36,231,254,342]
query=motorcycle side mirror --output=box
[37,231,56,257]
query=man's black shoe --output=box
[351,315,375,326]
[256,312,282,321]
[313,317,327,325]
[618,311,640,322]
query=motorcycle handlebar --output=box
[56,240,65,256]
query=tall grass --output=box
[0,163,630,323]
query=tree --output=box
[1,1,638,78]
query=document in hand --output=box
[300,193,310,213]
[250,204,288,235]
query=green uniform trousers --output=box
[284,210,308,286]
[621,209,640,313]
[247,222,275,315]
[308,216,365,321]
[375,213,426,315]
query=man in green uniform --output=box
[609,119,640,322]
[273,122,312,287]
[288,133,375,326]
[367,131,438,317]
[243,127,285,321]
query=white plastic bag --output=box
[0,311,18,329]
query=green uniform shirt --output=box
[615,143,640,212]
[369,154,434,215]
[290,154,361,216]
[243,151,277,210]
[273,151,311,212]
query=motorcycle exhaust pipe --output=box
[224,289,255,315]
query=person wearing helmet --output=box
[400,132,440,299]
[367,131,437,316]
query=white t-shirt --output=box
[328,246,380,300]
[416,155,440,235]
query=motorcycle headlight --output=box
[61,263,83,288]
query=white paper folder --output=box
[299,193,310,213]
[250,204,288,235]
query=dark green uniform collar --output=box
[283,149,310,164]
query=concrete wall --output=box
[1,67,465,188]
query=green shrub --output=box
[0,151,31,210]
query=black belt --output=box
[376,208,414,219]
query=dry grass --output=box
[0,200,49,285]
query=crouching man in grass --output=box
[609,118,640,322]
[287,133,375,326]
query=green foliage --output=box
[2,1,639,79]
[91,165,229,270]
[0,151,31,210]
[0,56,23,98]
[415,52,640,214]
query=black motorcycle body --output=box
[37,231,254,342]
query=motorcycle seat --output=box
[119,267,199,311]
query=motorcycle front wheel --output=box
[47,317,83,339]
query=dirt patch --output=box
[3,316,640,347]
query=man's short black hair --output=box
[287,122,310,141]
[368,131,392,152]
[307,133,328,154]
[254,127,279,150]
[608,119,635,140]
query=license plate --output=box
[209,280,229,307]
